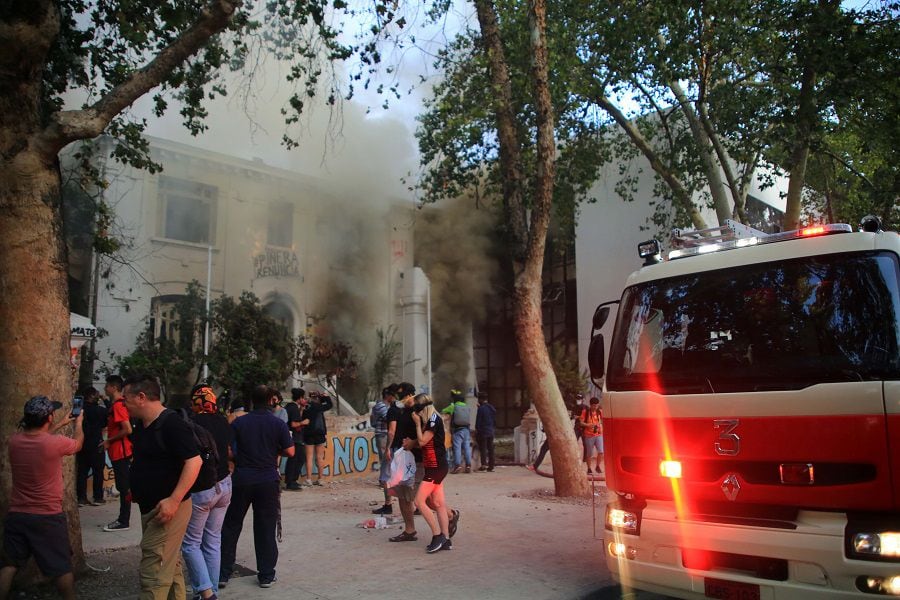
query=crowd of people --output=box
[0,376,497,600]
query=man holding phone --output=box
[0,395,84,600]
[75,387,107,507]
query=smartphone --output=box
[71,395,84,417]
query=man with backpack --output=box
[123,374,201,600]
[181,384,233,600]
[220,385,294,589]
[441,389,472,474]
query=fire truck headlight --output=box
[858,575,900,595]
[606,506,639,534]
[659,460,682,479]
[854,532,900,558]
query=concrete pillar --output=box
[397,267,431,393]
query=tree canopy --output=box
[413,0,899,233]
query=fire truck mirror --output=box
[588,334,606,383]
[593,305,610,330]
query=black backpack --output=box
[156,408,220,493]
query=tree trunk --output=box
[473,0,589,497]
[669,81,732,225]
[513,264,588,496]
[0,149,85,570]
[0,1,85,573]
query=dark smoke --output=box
[415,194,502,404]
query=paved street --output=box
[77,465,669,599]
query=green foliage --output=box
[107,282,298,402]
[547,342,587,410]
[415,0,898,233]
[106,283,206,398]
[209,290,295,400]
[39,0,401,173]
[368,325,401,401]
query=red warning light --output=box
[800,226,825,236]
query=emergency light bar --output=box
[666,223,852,261]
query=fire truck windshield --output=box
[607,251,900,393]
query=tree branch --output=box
[697,102,746,223]
[473,0,527,255]
[594,94,706,230]
[823,148,875,189]
[37,0,242,154]
[629,77,676,153]
[526,0,554,277]
[667,78,731,225]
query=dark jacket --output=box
[476,402,497,437]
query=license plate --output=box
[704,577,760,600]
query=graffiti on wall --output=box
[90,432,388,496]
[253,248,300,279]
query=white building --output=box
[574,158,788,388]
[65,136,431,406]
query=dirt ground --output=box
[10,466,616,600]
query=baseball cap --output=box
[23,395,63,419]
[450,389,464,400]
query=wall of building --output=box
[574,157,788,390]
[72,136,418,404]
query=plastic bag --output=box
[386,448,416,488]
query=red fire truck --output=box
[588,217,899,599]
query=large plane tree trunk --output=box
[0,1,85,570]
[474,0,589,497]
[0,140,85,570]
[0,0,244,573]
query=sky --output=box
[133,2,474,203]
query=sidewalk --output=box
[76,466,616,599]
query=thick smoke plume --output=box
[415,194,501,404]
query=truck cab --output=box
[590,220,900,599]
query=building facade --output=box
[66,136,425,409]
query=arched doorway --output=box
[262,298,296,338]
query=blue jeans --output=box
[181,475,232,595]
[452,428,472,468]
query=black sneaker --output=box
[448,509,460,538]
[441,537,453,551]
[102,520,129,532]
[259,576,277,588]
[218,577,228,588]
[426,534,448,553]
[372,505,393,515]
[77,498,90,507]
[285,484,303,491]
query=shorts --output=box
[422,465,448,485]
[390,461,424,501]
[583,435,604,457]
[1,512,72,578]
[303,432,326,446]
